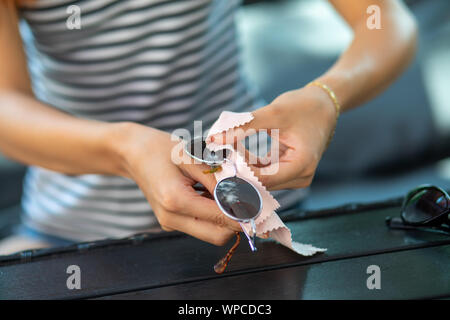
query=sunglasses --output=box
[386,185,450,235]
[185,137,263,252]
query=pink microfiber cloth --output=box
[207,111,326,256]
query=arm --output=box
[0,1,240,245]
[320,0,418,111]
[210,0,417,189]
[0,1,125,176]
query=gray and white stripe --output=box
[19,0,299,242]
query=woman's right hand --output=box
[113,122,242,246]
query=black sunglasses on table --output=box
[386,185,450,235]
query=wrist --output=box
[104,121,144,178]
[302,85,338,128]
[306,81,340,121]
[300,84,339,149]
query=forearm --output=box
[317,0,417,112]
[0,90,130,177]
[0,3,132,177]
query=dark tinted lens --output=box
[403,188,448,224]
[215,177,261,221]
[186,137,229,164]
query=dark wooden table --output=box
[1,199,449,300]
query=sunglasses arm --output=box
[239,221,257,252]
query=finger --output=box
[170,185,242,232]
[249,161,302,188]
[161,210,235,246]
[238,142,272,168]
[178,147,221,194]
[178,161,218,195]
[169,152,241,231]
[208,105,279,145]
[185,164,218,194]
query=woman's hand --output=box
[114,123,241,246]
[209,85,338,190]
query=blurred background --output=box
[1,0,450,239]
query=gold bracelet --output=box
[307,81,341,148]
[307,81,341,119]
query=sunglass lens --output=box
[403,187,448,224]
[215,177,261,221]
[186,137,229,164]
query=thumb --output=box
[208,105,278,145]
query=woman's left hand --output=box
[209,85,338,190]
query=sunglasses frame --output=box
[213,176,263,224]
[386,216,450,235]
[184,136,229,167]
[185,137,263,251]
[400,184,450,227]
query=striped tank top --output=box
[18,0,304,242]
